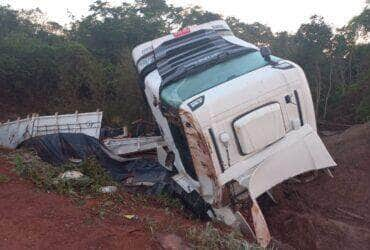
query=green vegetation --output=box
[13,153,115,196]
[143,216,160,234]
[0,1,369,125]
[186,222,260,250]
[155,193,183,210]
[0,173,9,183]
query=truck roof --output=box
[132,20,232,64]
[132,20,258,88]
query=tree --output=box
[1,2,369,126]
[294,15,333,117]
[347,8,370,40]
[177,6,221,28]
[226,16,274,46]
[271,31,296,59]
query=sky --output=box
[1,0,368,33]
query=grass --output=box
[12,152,116,196]
[9,150,260,249]
[186,222,261,250]
[143,216,159,234]
[155,193,183,210]
[0,173,9,183]
[10,151,133,222]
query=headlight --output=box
[187,96,205,111]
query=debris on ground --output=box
[100,186,118,194]
[11,152,115,196]
[123,214,139,220]
[20,133,132,181]
[20,133,212,219]
[59,170,84,180]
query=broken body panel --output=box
[0,111,102,149]
[132,20,336,246]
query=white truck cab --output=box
[132,20,336,246]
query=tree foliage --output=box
[0,2,369,126]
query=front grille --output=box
[137,29,255,88]
[155,29,254,88]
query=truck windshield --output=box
[160,51,281,108]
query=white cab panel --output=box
[246,125,336,200]
[233,103,285,155]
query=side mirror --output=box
[260,46,272,62]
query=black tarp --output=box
[21,133,211,219]
[20,133,131,181]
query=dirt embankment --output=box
[264,123,370,249]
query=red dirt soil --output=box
[0,154,201,249]
[264,123,370,249]
[0,123,369,249]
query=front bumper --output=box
[220,124,336,200]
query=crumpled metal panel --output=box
[179,109,224,205]
[251,200,271,247]
[246,125,336,200]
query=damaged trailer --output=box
[0,111,102,149]
[132,20,336,246]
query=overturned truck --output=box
[132,20,336,246]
